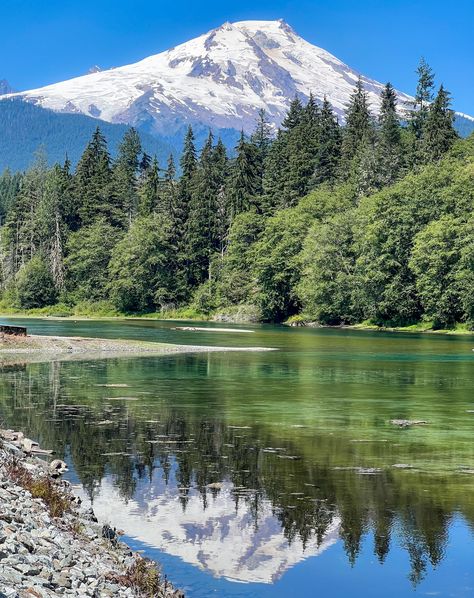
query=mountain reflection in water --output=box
[1,322,473,596]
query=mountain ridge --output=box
[2,20,419,135]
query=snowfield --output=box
[2,19,417,134]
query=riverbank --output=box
[0,431,183,597]
[0,333,274,364]
[284,316,474,336]
[1,307,473,336]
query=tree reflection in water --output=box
[0,356,473,586]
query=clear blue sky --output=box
[1,0,472,114]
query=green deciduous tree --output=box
[108,214,175,312]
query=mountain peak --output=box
[2,21,417,135]
[0,79,15,95]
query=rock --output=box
[101,524,117,544]
[21,438,38,454]
[17,533,36,553]
[390,419,428,427]
[49,460,68,477]
[0,440,182,598]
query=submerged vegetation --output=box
[1,348,474,586]
[0,60,472,330]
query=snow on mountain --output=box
[3,20,416,135]
[76,477,340,583]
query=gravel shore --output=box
[0,433,184,597]
[0,333,274,364]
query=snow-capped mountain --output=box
[3,20,415,136]
[77,477,340,583]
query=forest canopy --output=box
[0,61,472,329]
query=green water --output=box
[1,318,474,597]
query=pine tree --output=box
[422,85,458,161]
[282,96,304,131]
[250,109,273,196]
[175,126,197,229]
[227,131,260,219]
[139,152,152,173]
[407,58,436,165]
[113,128,142,226]
[186,132,219,286]
[281,94,322,205]
[137,157,160,217]
[213,138,229,253]
[341,77,374,166]
[75,127,116,226]
[262,129,288,213]
[376,83,402,186]
[311,97,341,187]
[58,156,78,231]
[412,58,435,135]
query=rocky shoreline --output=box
[0,430,184,597]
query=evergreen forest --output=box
[0,61,472,330]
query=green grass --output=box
[351,320,474,335]
[0,300,208,322]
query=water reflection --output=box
[0,342,474,591]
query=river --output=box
[0,318,473,597]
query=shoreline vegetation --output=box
[0,429,184,597]
[0,307,473,337]
[1,61,472,340]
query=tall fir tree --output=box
[408,58,436,165]
[227,131,260,219]
[341,77,374,167]
[262,129,288,213]
[412,58,435,134]
[376,82,402,186]
[422,85,458,161]
[137,157,160,217]
[282,96,304,131]
[311,97,341,187]
[186,132,220,286]
[212,138,229,253]
[250,109,273,196]
[281,94,322,206]
[75,127,116,226]
[113,128,142,226]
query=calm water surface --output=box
[1,318,474,597]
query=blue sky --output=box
[1,0,472,114]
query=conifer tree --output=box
[376,82,402,185]
[139,152,152,173]
[411,58,435,137]
[282,96,304,131]
[422,85,458,161]
[311,97,341,187]
[113,128,142,226]
[213,138,229,253]
[227,131,260,219]
[341,77,373,165]
[281,94,322,205]
[58,156,78,231]
[186,132,219,286]
[137,157,160,217]
[75,127,116,226]
[250,109,273,195]
[262,130,288,213]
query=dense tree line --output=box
[0,60,470,328]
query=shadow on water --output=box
[1,319,474,597]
